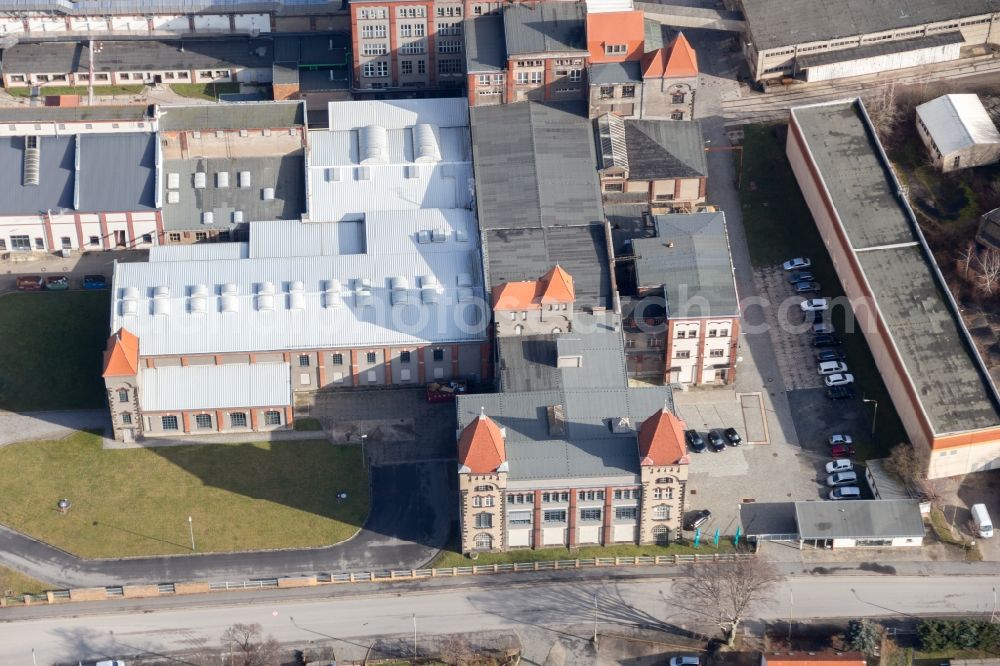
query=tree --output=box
[977,248,1000,297]
[668,558,780,647]
[220,623,282,666]
[845,619,881,656]
[957,241,977,282]
[865,84,901,142]
[884,443,928,490]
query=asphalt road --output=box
[2,573,998,664]
[0,462,452,588]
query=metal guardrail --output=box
[4,552,752,606]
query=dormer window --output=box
[605,43,627,55]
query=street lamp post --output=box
[361,434,368,467]
[991,586,997,623]
[788,586,794,642]
[188,515,195,551]
[593,591,600,648]
[412,613,417,659]
[862,397,878,437]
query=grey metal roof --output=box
[739,0,992,51]
[140,362,291,412]
[160,154,305,231]
[158,100,305,131]
[502,2,587,56]
[632,212,739,318]
[604,203,654,256]
[471,102,605,231]
[589,61,642,85]
[794,499,925,540]
[0,105,152,123]
[79,132,157,212]
[3,37,275,75]
[618,119,706,181]
[484,224,613,311]
[0,0,334,14]
[797,32,964,69]
[791,101,1000,435]
[498,313,629,393]
[464,14,506,73]
[0,132,154,215]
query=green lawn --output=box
[0,565,51,597]
[739,124,908,457]
[0,291,111,412]
[0,432,368,558]
[5,85,145,97]
[170,82,241,100]
[429,540,736,569]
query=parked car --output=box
[812,322,835,335]
[827,470,859,487]
[813,334,843,347]
[800,298,829,312]
[829,486,862,500]
[787,270,815,284]
[724,427,742,446]
[682,510,712,532]
[685,429,706,453]
[828,434,854,446]
[826,385,857,400]
[817,361,848,375]
[805,310,825,324]
[782,257,812,271]
[43,275,69,290]
[825,372,855,387]
[671,657,701,666]
[829,443,856,458]
[707,430,725,452]
[816,349,846,363]
[825,459,854,474]
[15,275,44,291]
[82,274,108,290]
[793,281,821,294]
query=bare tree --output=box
[977,248,1000,297]
[865,84,901,142]
[220,623,282,666]
[669,558,780,648]
[957,241,977,282]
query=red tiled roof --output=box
[643,32,698,79]
[458,413,507,473]
[765,653,866,666]
[493,265,575,310]
[102,328,140,378]
[587,10,645,63]
[637,409,688,466]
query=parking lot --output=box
[754,265,827,391]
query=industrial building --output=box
[788,99,1000,479]
[103,98,489,442]
[729,0,1000,84]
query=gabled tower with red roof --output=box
[636,408,690,544]
[102,328,142,442]
[640,31,699,120]
[492,265,576,337]
[457,409,509,554]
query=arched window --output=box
[652,525,670,545]
[474,533,493,550]
[514,324,524,335]
[653,504,671,520]
[552,327,562,334]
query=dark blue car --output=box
[82,274,107,290]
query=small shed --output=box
[976,208,1000,251]
[794,499,924,549]
[915,94,1000,172]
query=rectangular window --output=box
[477,74,490,85]
[484,495,494,507]
[580,508,601,521]
[10,235,30,251]
[510,511,531,525]
[167,233,180,243]
[671,92,686,104]
[400,41,426,55]
[399,351,410,363]
[605,43,627,55]
[543,509,567,523]
[569,69,581,82]
[529,71,542,84]
[621,85,635,98]
[473,496,482,507]
[366,351,377,363]
[719,329,729,337]
[708,329,717,338]
[710,349,724,358]
[604,183,624,192]
[332,353,344,365]
[60,236,72,249]
[362,24,386,38]
[194,232,207,241]
[363,61,389,77]
[118,389,129,403]
[0,240,6,251]
[142,233,152,244]
[264,410,282,426]
[195,414,212,429]
[615,506,637,520]
[599,85,614,99]
[516,71,528,84]
[298,354,310,367]
[675,350,691,359]
[121,412,132,425]
[475,513,492,528]
[614,490,622,500]
[433,348,444,361]
[362,43,388,56]
[230,412,247,427]
[542,492,551,502]
[162,415,179,431]
[438,40,461,54]
[438,59,462,74]
[401,60,413,75]
[400,23,412,37]
[417,60,426,74]
[34,238,44,250]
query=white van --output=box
[972,503,994,538]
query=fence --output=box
[2,552,753,607]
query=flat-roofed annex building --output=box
[729,0,1000,84]
[787,99,1000,479]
